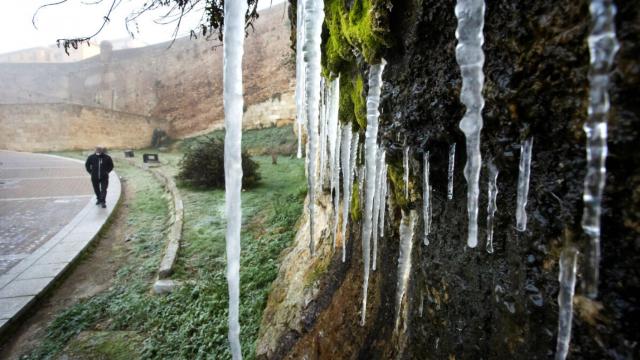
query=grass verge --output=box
[24,151,305,360]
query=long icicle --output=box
[222,0,247,357]
[303,0,324,256]
[423,151,432,245]
[379,164,388,239]
[516,138,533,232]
[447,143,456,200]
[361,60,386,326]
[340,126,353,260]
[295,0,306,159]
[395,210,416,333]
[319,78,329,187]
[372,148,385,270]
[332,122,342,248]
[486,160,498,254]
[403,145,410,198]
[555,246,579,360]
[581,0,619,299]
[454,0,486,248]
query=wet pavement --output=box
[0,151,92,275]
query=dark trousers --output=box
[91,177,109,203]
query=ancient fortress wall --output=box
[0,3,295,150]
[0,103,165,152]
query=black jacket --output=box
[85,153,114,180]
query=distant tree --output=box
[32,0,260,55]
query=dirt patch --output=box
[0,182,132,359]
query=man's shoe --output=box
[96,200,101,205]
[101,203,107,208]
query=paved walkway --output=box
[0,150,120,333]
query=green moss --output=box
[351,182,362,221]
[303,251,333,289]
[322,0,391,139]
[387,161,409,208]
[323,0,391,73]
[351,74,367,130]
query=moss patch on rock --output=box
[323,0,391,73]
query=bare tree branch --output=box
[55,0,120,55]
[40,0,261,55]
[32,0,69,30]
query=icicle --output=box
[395,210,416,333]
[328,77,341,195]
[340,126,353,261]
[447,143,456,200]
[319,78,329,187]
[295,0,306,159]
[350,131,360,191]
[555,246,578,360]
[328,78,341,168]
[403,145,410,198]
[358,165,365,213]
[379,165,388,239]
[303,0,324,256]
[332,122,342,248]
[423,151,432,245]
[454,0,486,248]
[222,0,247,357]
[361,60,386,326]
[516,138,533,232]
[486,160,498,254]
[372,148,386,271]
[582,0,620,299]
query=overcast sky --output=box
[0,0,285,54]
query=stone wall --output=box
[0,103,165,152]
[0,3,294,139]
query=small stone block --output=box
[153,279,178,295]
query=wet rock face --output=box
[379,0,639,358]
[261,0,638,358]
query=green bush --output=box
[178,137,261,189]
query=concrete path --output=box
[0,150,120,334]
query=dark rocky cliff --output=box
[258,1,639,358]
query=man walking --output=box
[85,146,114,208]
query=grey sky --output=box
[0,0,285,54]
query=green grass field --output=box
[28,129,306,359]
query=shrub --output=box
[177,137,260,189]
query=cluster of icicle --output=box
[454,0,486,248]
[221,0,247,358]
[222,0,620,356]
